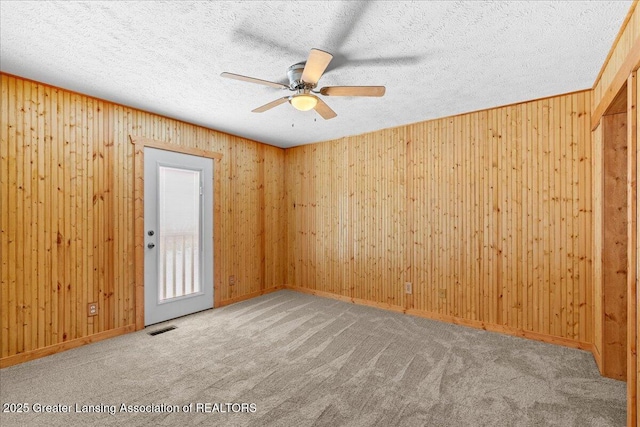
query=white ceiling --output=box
[0,1,631,148]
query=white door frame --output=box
[130,136,222,330]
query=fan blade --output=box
[320,86,385,97]
[221,72,288,90]
[313,98,337,120]
[252,97,290,113]
[301,49,333,85]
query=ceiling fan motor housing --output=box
[287,62,310,90]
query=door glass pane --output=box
[158,166,201,302]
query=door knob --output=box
[147,243,155,249]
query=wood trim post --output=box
[627,72,638,427]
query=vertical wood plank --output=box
[594,121,604,363]
[16,78,26,354]
[36,83,47,349]
[627,68,640,424]
[1,76,10,357]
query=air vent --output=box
[148,326,176,336]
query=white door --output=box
[144,147,214,326]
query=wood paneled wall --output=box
[286,131,409,306]
[286,91,593,346]
[0,73,287,364]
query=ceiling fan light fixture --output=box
[290,94,318,111]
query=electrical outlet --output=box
[404,282,412,294]
[438,289,446,299]
[229,275,235,286]
[88,303,98,316]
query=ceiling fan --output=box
[221,48,385,120]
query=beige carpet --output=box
[0,290,626,426]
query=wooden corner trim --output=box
[592,0,639,90]
[592,37,640,131]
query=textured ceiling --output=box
[0,1,631,148]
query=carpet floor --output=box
[0,290,626,426]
